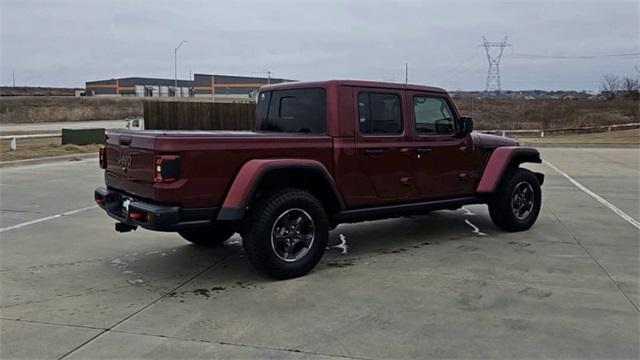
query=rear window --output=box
[256,88,326,133]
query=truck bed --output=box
[104,130,334,207]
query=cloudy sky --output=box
[1,0,638,90]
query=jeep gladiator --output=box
[95,80,544,279]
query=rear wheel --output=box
[242,188,329,279]
[489,168,541,232]
[179,223,235,246]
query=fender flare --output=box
[476,146,543,193]
[216,159,345,221]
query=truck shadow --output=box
[327,209,494,257]
[121,208,496,285]
[216,208,495,280]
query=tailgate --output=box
[104,132,157,199]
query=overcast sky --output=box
[1,0,638,90]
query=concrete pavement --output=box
[0,148,638,359]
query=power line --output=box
[509,52,640,60]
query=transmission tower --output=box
[480,36,511,93]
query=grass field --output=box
[1,94,638,130]
[0,137,100,162]
[0,96,143,124]
[454,96,638,130]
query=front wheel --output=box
[489,168,541,232]
[242,188,329,279]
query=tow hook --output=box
[115,222,137,233]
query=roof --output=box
[86,77,193,87]
[197,73,293,83]
[260,80,447,93]
[86,74,291,86]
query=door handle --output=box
[416,147,432,153]
[364,149,384,155]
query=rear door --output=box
[409,92,478,198]
[354,88,417,202]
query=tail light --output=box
[99,146,107,169]
[153,155,180,183]
[128,209,150,222]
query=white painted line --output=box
[334,234,349,254]
[465,220,487,236]
[544,160,640,230]
[0,205,97,233]
[461,206,476,216]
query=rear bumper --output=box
[94,187,218,232]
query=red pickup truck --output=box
[95,80,543,279]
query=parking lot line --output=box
[0,205,97,233]
[544,160,640,230]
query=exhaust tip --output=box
[115,222,137,233]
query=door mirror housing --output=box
[457,116,473,135]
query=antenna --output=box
[405,63,408,84]
[480,36,511,93]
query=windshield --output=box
[256,88,326,133]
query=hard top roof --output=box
[260,80,447,93]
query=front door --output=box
[409,92,478,199]
[354,88,417,202]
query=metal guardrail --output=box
[1,119,143,151]
[0,133,61,140]
[0,133,61,151]
[482,122,640,138]
[1,121,638,150]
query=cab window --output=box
[358,92,403,134]
[413,96,455,134]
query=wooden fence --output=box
[144,101,256,130]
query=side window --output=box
[414,96,454,134]
[257,88,326,133]
[358,93,402,134]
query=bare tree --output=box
[600,74,621,97]
[621,77,639,93]
[621,78,640,120]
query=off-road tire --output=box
[179,224,235,246]
[242,188,329,279]
[489,168,541,232]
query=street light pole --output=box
[174,40,188,88]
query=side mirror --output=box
[458,116,473,134]
[435,119,454,134]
